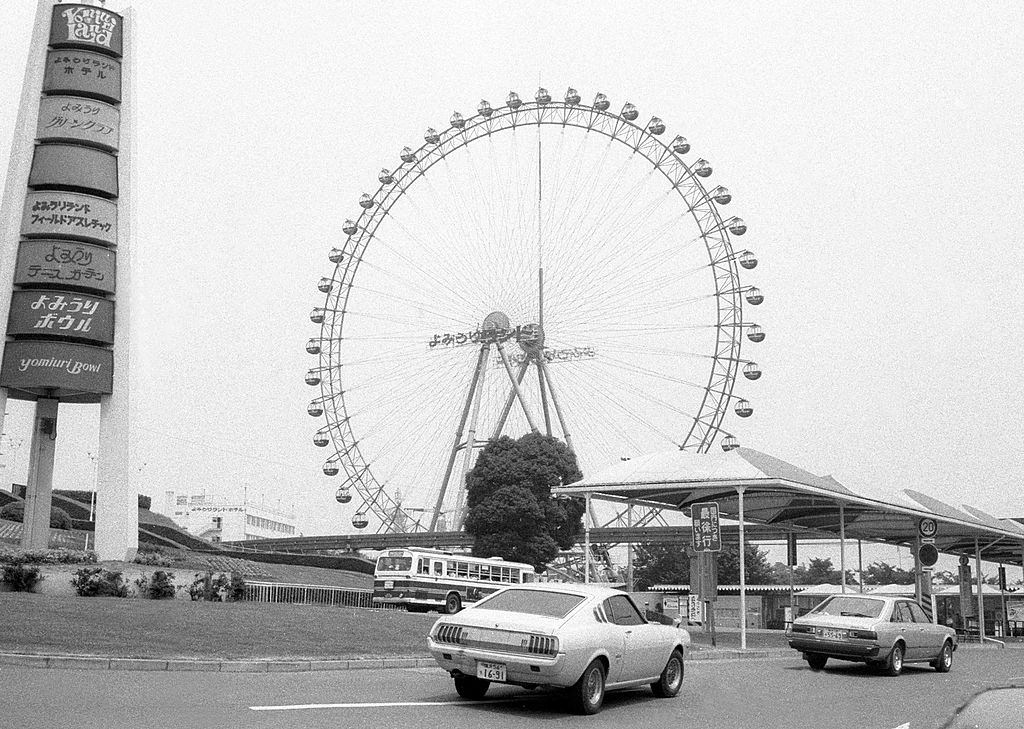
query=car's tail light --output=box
[434,625,465,645]
[849,630,877,640]
[790,624,813,634]
[524,635,559,656]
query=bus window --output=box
[479,565,490,581]
[509,568,519,583]
[433,561,443,576]
[469,564,480,579]
[457,562,469,578]
[417,558,430,575]
[446,561,456,576]
[376,556,412,572]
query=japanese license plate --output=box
[384,580,394,589]
[822,628,846,640]
[476,661,506,681]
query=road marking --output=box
[250,698,529,712]
[890,723,910,729]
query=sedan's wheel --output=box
[453,675,489,700]
[934,641,953,673]
[805,653,828,671]
[883,643,904,677]
[570,659,606,715]
[444,593,462,614]
[651,649,685,698]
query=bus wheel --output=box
[444,593,462,614]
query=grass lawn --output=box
[0,591,789,660]
[0,592,437,659]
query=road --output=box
[2,648,1021,729]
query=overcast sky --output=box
[1,1,1022,568]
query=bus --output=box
[372,548,535,614]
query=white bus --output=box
[372,548,536,613]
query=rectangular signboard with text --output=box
[691,501,722,552]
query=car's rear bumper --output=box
[787,637,880,659]
[428,638,577,687]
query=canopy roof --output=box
[555,447,1024,566]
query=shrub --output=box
[0,547,97,566]
[71,567,130,597]
[2,564,43,592]
[188,572,245,602]
[135,570,177,599]
[134,551,172,567]
[0,502,73,530]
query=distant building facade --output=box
[160,491,297,543]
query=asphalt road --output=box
[2,648,1022,729]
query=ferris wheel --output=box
[306,87,764,533]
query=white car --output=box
[427,582,691,714]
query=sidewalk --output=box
[0,644,792,673]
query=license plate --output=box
[822,628,846,640]
[476,661,506,681]
[384,580,394,589]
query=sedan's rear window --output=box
[474,589,586,618]
[810,596,885,618]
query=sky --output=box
[1,1,1022,573]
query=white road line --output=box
[890,723,910,729]
[250,698,528,712]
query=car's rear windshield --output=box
[474,589,586,618]
[810,596,884,618]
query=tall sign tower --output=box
[0,0,136,560]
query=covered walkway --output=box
[554,447,1024,648]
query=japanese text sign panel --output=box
[21,191,117,246]
[15,240,115,295]
[691,501,722,553]
[49,4,123,58]
[7,289,114,346]
[37,96,120,151]
[29,143,118,198]
[0,340,112,398]
[43,50,121,104]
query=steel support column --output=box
[975,537,985,640]
[737,486,746,650]
[839,502,846,593]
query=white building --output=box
[161,491,298,543]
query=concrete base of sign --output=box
[20,398,59,550]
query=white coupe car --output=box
[427,582,691,714]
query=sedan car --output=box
[427,582,691,714]
[786,594,957,675]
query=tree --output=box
[632,543,690,591]
[632,542,777,590]
[717,542,776,585]
[464,432,584,571]
[802,557,855,585]
[861,561,916,585]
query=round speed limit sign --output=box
[918,517,938,539]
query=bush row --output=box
[0,547,98,565]
[68,567,246,601]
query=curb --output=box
[0,648,790,672]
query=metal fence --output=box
[244,580,374,608]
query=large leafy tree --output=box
[464,432,584,571]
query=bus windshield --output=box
[376,555,412,572]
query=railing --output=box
[244,580,373,608]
